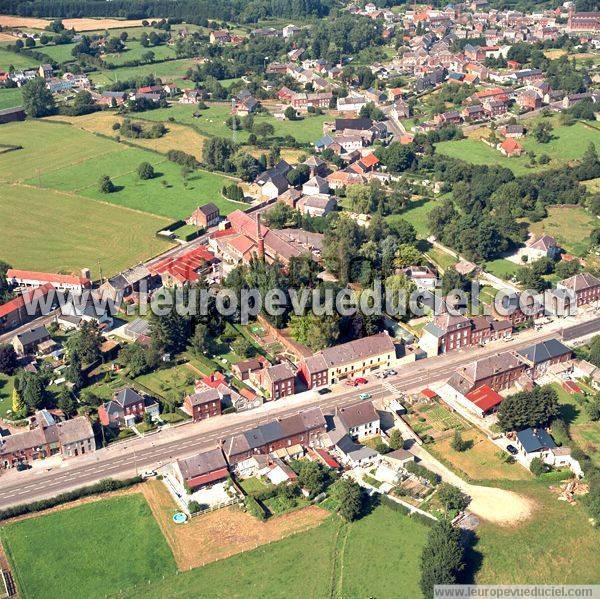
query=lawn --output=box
[0,184,172,276]
[0,87,22,110]
[484,258,518,280]
[135,363,196,402]
[0,494,177,599]
[0,373,14,419]
[386,197,436,239]
[552,382,590,427]
[430,429,531,482]
[137,102,330,144]
[528,205,597,257]
[473,480,600,585]
[425,247,458,271]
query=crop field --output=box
[437,120,599,175]
[137,102,330,144]
[0,494,177,599]
[0,184,172,275]
[528,205,597,257]
[0,16,148,31]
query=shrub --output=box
[98,175,115,193]
[245,496,266,520]
[137,161,155,180]
[529,457,545,476]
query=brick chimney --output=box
[257,213,265,259]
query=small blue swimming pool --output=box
[173,512,188,524]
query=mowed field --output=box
[138,102,330,144]
[1,184,171,275]
[436,120,600,175]
[0,494,177,599]
[0,119,240,219]
[0,15,149,31]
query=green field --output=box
[386,197,436,239]
[436,120,600,176]
[0,495,177,599]
[0,47,39,71]
[135,363,196,401]
[89,58,198,87]
[484,258,518,280]
[0,373,14,419]
[0,119,239,219]
[103,41,178,66]
[474,480,600,584]
[34,42,78,64]
[0,184,172,276]
[528,205,597,257]
[137,102,330,144]
[0,87,22,110]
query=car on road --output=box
[317,387,332,395]
[506,444,518,456]
[355,377,368,385]
[385,369,397,376]
[359,392,372,400]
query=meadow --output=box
[0,47,39,71]
[386,197,437,239]
[528,205,597,257]
[88,58,199,87]
[0,494,177,599]
[0,87,22,110]
[102,40,178,66]
[0,184,172,275]
[137,102,330,144]
[436,120,599,176]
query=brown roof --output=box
[319,333,395,369]
[302,353,329,375]
[264,362,296,383]
[337,401,379,430]
[186,388,220,407]
[459,351,524,385]
[559,273,600,292]
[177,447,227,480]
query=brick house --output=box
[0,283,54,333]
[187,203,220,228]
[299,332,396,388]
[498,138,523,157]
[334,401,380,441]
[557,273,600,307]
[182,388,222,422]
[172,447,228,490]
[223,407,326,464]
[98,388,159,428]
[251,362,296,400]
[516,338,572,380]
[12,325,51,356]
[492,291,545,326]
[0,411,95,469]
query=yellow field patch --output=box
[0,15,149,31]
[45,112,206,159]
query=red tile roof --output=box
[150,246,215,284]
[6,269,90,287]
[0,283,54,318]
[421,388,438,399]
[465,384,504,412]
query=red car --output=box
[355,377,368,385]
[345,379,358,387]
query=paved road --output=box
[0,328,561,509]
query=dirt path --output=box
[411,445,535,525]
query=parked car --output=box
[506,444,518,456]
[345,379,357,387]
[16,463,31,472]
[317,387,332,395]
[385,369,397,376]
[141,470,158,479]
[359,392,372,400]
[355,377,368,385]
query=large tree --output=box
[22,77,56,118]
[420,519,465,599]
[497,385,559,432]
[0,344,17,375]
[336,478,363,522]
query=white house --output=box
[334,401,380,441]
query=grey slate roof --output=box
[516,338,571,365]
[516,427,556,453]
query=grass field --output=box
[426,247,458,271]
[484,258,519,280]
[46,112,207,159]
[89,58,199,87]
[0,47,39,71]
[137,102,330,144]
[0,184,172,275]
[430,429,531,482]
[474,480,600,585]
[0,494,177,599]
[135,363,196,401]
[528,205,597,257]
[34,42,78,64]
[102,41,177,66]
[386,197,436,239]
[0,373,14,419]
[0,120,118,182]
[436,120,600,176]
[0,87,22,110]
